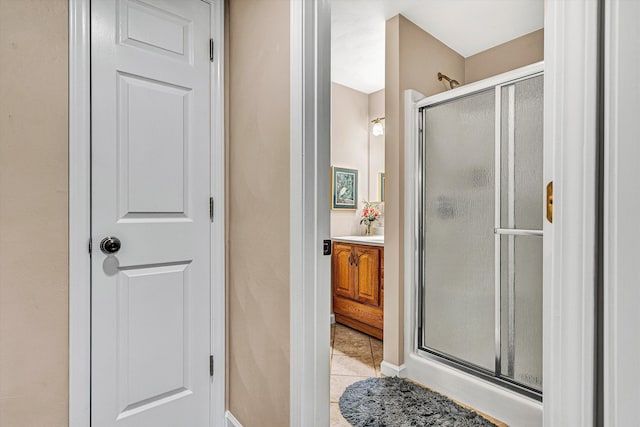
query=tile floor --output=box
[330,322,383,426]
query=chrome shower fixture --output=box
[438,72,460,89]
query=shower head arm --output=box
[437,72,460,89]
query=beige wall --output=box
[330,84,386,236]
[227,0,290,425]
[331,83,369,236]
[384,14,465,366]
[465,29,544,84]
[0,1,69,426]
[368,89,385,203]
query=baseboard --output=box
[330,313,335,324]
[225,411,243,427]
[380,361,407,378]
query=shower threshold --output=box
[416,347,542,401]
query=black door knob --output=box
[100,237,121,254]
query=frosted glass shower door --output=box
[421,89,496,371]
[418,72,544,395]
[498,75,544,391]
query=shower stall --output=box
[409,63,544,401]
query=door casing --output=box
[68,0,226,425]
[290,0,601,426]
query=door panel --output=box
[500,76,544,231]
[117,263,191,413]
[333,243,354,299]
[91,0,211,425]
[119,0,193,61]
[422,89,496,371]
[418,73,544,393]
[354,247,380,306]
[498,76,544,391]
[118,73,190,217]
[500,235,543,390]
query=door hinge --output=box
[209,39,214,62]
[209,197,214,222]
[210,355,214,377]
[88,238,92,255]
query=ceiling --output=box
[331,0,544,94]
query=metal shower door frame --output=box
[493,73,544,386]
[414,62,544,400]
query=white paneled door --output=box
[91,0,212,425]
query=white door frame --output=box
[603,0,640,425]
[542,0,599,425]
[289,0,331,425]
[68,0,226,425]
[290,0,600,425]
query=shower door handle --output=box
[494,228,543,237]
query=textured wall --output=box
[331,82,369,236]
[227,0,291,425]
[368,89,385,203]
[330,84,386,237]
[384,15,465,366]
[465,29,544,84]
[0,1,69,426]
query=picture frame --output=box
[378,172,385,202]
[331,166,358,210]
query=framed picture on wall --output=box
[331,166,358,210]
[378,172,385,202]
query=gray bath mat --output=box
[339,377,498,427]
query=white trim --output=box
[603,0,640,425]
[225,411,243,427]
[290,0,332,426]
[330,313,335,324]
[403,88,424,404]
[379,361,407,378]
[408,354,541,425]
[209,0,226,425]
[68,1,226,424]
[543,1,599,425]
[403,77,543,426]
[69,1,91,426]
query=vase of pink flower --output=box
[360,201,381,235]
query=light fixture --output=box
[371,117,385,136]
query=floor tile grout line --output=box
[369,336,375,373]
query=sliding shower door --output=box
[418,73,543,396]
[498,76,543,391]
[421,89,496,371]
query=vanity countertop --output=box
[332,235,384,246]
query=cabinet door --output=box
[333,243,355,299]
[354,246,380,306]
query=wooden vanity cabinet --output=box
[332,242,384,339]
